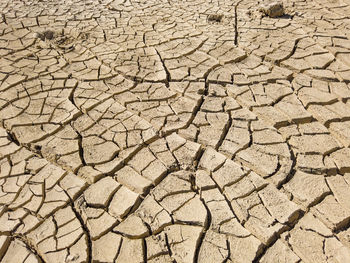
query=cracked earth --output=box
[1,0,350,262]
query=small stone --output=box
[259,2,284,18]
[207,14,223,23]
[43,30,55,40]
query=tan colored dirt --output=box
[1,0,350,262]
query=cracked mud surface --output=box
[1,0,350,262]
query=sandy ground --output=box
[1,0,350,262]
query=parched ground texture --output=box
[2,0,350,262]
